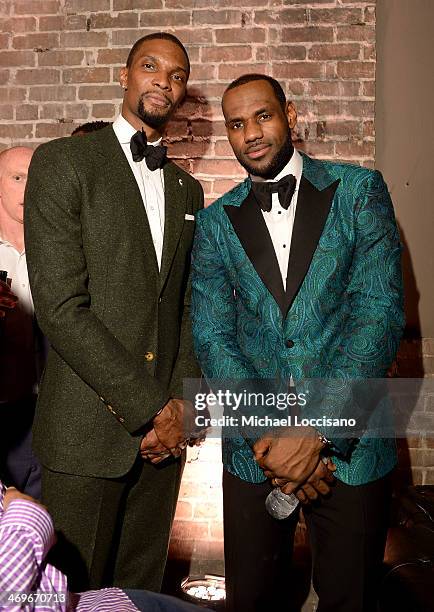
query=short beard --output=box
[137,97,172,129]
[238,132,294,179]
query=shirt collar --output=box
[113,114,162,147]
[250,147,303,186]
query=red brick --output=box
[192,10,245,26]
[209,521,224,541]
[189,63,217,81]
[303,141,335,157]
[189,83,224,99]
[140,11,190,27]
[167,29,213,44]
[364,5,376,24]
[171,520,208,540]
[362,81,375,97]
[309,43,360,61]
[39,16,65,31]
[273,62,325,79]
[97,48,129,66]
[63,67,110,84]
[281,27,334,43]
[39,103,64,120]
[15,0,59,14]
[201,45,252,63]
[286,80,306,97]
[35,123,74,139]
[64,104,90,119]
[0,88,26,103]
[219,62,267,80]
[317,120,361,138]
[0,124,33,138]
[346,100,375,117]
[214,140,234,157]
[92,103,116,118]
[336,141,374,158]
[13,32,58,50]
[113,0,162,9]
[0,105,13,120]
[91,12,139,29]
[167,140,208,158]
[309,80,360,98]
[337,61,375,79]
[194,502,221,520]
[1,17,37,33]
[314,99,341,116]
[38,50,84,66]
[266,46,307,61]
[193,158,243,177]
[215,178,242,193]
[111,29,150,47]
[174,500,193,520]
[0,50,35,67]
[0,33,10,49]
[78,85,122,100]
[63,14,87,30]
[15,68,60,84]
[364,44,376,61]
[29,86,76,102]
[191,119,221,138]
[64,0,110,11]
[60,31,108,49]
[254,8,307,25]
[215,27,265,44]
[337,25,375,42]
[16,105,38,120]
[362,120,374,138]
[310,8,363,25]
[197,179,212,195]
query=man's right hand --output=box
[275,458,337,504]
[0,280,17,317]
[153,398,195,452]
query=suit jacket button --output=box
[145,352,155,361]
[285,339,295,348]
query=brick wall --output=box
[1,0,377,205]
[1,0,432,587]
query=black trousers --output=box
[223,469,392,612]
[42,454,183,592]
[0,395,41,498]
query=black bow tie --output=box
[251,174,296,212]
[130,129,167,171]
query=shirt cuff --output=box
[1,499,56,559]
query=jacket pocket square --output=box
[185,214,195,221]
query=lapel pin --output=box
[178,178,183,186]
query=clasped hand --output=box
[0,280,18,318]
[140,399,204,464]
[253,426,336,504]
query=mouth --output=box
[245,144,271,160]
[144,92,171,108]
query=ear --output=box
[119,66,128,90]
[285,101,297,130]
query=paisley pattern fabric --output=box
[191,154,404,485]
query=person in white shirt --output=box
[0,146,43,499]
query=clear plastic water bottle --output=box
[265,487,299,519]
[265,456,330,520]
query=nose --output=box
[244,119,263,144]
[152,70,171,91]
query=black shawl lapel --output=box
[284,175,340,315]
[159,161,188,292]
[224,189,287,315]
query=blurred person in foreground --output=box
[0,480,205,612]
[24,32,203,591]
[0,146,43,499]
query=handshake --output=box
[140,399,205,464]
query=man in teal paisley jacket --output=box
[191,75,404,612]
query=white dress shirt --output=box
[113,115,165,270]
[251,148,303,290]
[0,238,36,402]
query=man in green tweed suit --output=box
[191,75,404,612]
[24,33,203,591]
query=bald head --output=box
[0,146,34,230]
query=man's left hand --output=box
[253,426,326,495]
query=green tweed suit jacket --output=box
[24,126,203,479]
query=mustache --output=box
[245,141,269,153]
[142,91,172,107]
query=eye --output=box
[172,73,185,83]
[231,122,243,130]
[142,62,155,70]
[12,175,22,181]
[259,113,271,121]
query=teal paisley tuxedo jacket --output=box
[191,153,404,486]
